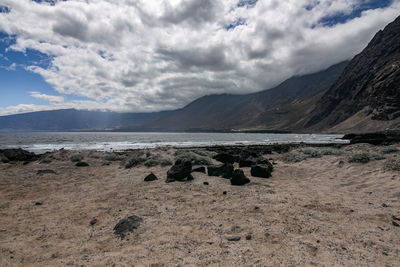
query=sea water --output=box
[0,132,349,154]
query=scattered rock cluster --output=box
[145,150,274,186]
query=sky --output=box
[0,0,399,116]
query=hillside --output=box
[306,15,400,133]
[133,61,348,132]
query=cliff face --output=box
[306,15,400,131]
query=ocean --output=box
[0,132,348,154]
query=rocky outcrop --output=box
[342,131,400,145]
[0,149,37,162]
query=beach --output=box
[0,143,399,266]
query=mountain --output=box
[306,15,400,133]
[131,61,348,132]
[0,109,169,131]
[0,62,348,132]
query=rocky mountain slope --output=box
[131,61,348,132]
[306,15,400,132]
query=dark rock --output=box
[256,158,274,171]
[230,169,250,186]
[0,155,10,163]
[342,132,400,145]
[203,182,209,185]
[223,191,227,195]
[207,163,233,178]
[35,202,42,206]
[1,149,37,162]
[251,165,272,178]
[90,218,98,226]
[238,158,255,167]
[37,169,56,175]
[382,203,389,208]
[392,215,400,221]
[191,166,206,173]
[166,160,192,183]
[246,234,252,240]
[227,236,241,241]
[76,162,89,167]
[187,174,194,181]
[114,215,143,239]
[213,153,237,164]
[393,221,400,227]
[144,173,158,182]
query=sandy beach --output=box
[0,143,399,266]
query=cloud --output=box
[0,0,399,115]
[29,91,64,104]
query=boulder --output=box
[1,149,37,162]
[166,159,192,183]
[144,173,158,182]
[207,163,234,179]
[238,158,254,167]
[113,215,143,239]
[191,166,206,173]
[251,165,272,178]
[213,153,238,164]
[230,169,250,186]
[256,158,274,172]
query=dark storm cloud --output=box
[157,45,233,71]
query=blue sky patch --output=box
[318,0,393,27]
[237,0,258,8]
[225,18,246,30]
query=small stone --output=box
[144,173,158,182]
[245,234,252,240]
[35,202,42,206]
[37,169,56,175]
[114,215,143,239]
[392,215,400,221]
[223,191,227,195]
[393,221,400,227]
[254,206,260,210]
[90,218,98,226]
[203,182,209,185]
[382,203,389,208]
[227,236,241,241]
[76,162,89,167]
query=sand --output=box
[0,144,399,266]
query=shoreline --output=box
[1,142,399,266]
